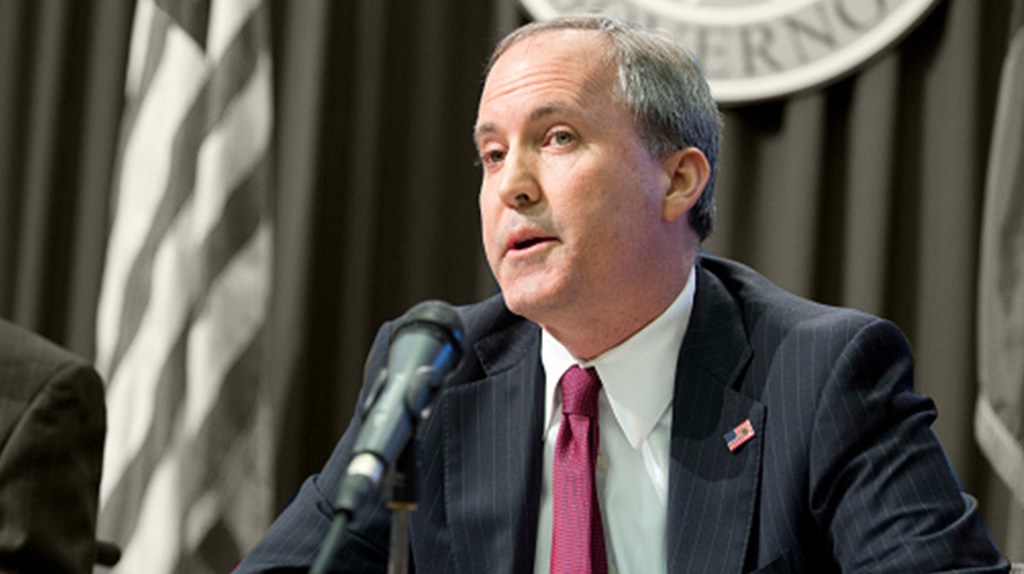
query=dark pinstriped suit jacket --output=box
[0,318,106,573]
[238,254,1007,573]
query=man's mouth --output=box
[506,231,555,254]
[513,237,546,250]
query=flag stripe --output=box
[181,331,271,571]
[109,225,270,572]
[111,435,186,573]
[190,48,271,251]
[202,161,266,289]
[976,0,1024,516]
[185,336,263,515]
[97,173,267,543]
[101,200,204,506]
[101,157,269,508]
[976,394,1024,506]
[96,22,207,377]
[98,0,274,568]
[155,0,210,48]
[111,0,171,214]
[103,14,266,383]
[125,0,161,101]
[185,223,271,436]
[97,331,188,544]
[207,0,263,61]
[101,68,268,500]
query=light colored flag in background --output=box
[976,0,1024,562]
[95,0,274,571]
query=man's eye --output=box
[550,131,575,146]
[481,149,505,166]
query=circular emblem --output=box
[517,0,943,105]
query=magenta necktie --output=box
[551,365,607,574]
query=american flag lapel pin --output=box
[724,418,756,452]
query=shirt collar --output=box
[540,266,697,448]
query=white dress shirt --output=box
[533,268,696,574]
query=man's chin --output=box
[500,287,565,324]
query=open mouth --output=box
[505,228,556,255]
[513,237,547,250]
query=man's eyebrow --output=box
[473,103,574,146]
[528,102,570,122]
[473,122,496,146]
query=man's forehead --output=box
[475,32,616,123]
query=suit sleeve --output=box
[235,322,395,573]
[807,318,1007,572]
[0,360,106,574]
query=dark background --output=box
[0,0,1020,558]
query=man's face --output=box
[475,30,680,334]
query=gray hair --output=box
[487,15,722,240]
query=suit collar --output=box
[680,258,753,391]
[666,261,764,574]
[474,314,539,377]
[444,303,545,574]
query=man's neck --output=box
[540,264,695,361]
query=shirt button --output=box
[609,565,618,574]
[596,453,608,471]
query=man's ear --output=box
[661,147,710,223]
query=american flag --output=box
[94,0,274,571]
[975,0,1024,553]
[724,418,756,452]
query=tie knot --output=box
[560,366,601,418]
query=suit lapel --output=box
[443,315,545,574]
[667,264,764,574]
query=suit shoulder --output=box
[698,254,898,338]
[0,318,103,399]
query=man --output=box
[238,16,1008,573]
[0,318,106,572]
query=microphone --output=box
[331,300,467,520]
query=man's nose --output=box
[496,149,541,209]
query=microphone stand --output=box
[386,444,417,574]
[311,299,466,573]
[311,368,440,574]
[310,428,422,574]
